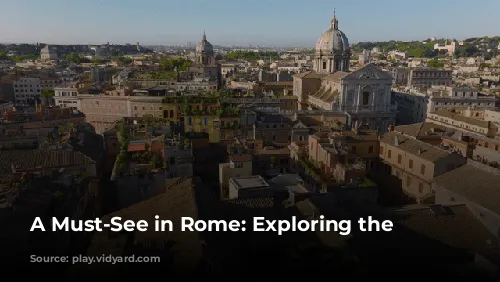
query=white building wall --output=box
[13,77,41,104]
[54,87,80,108]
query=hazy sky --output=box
[1,0,499,46]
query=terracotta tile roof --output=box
[261,81,293,86]
[255,147,290,155]
[394,122,455,139]
[292,71,312,78]
[380,131,452,162]
[430,110,495,128]
[392,204,500,265]
[127,144,146,152]
[296,116,321,127]
[0,149,95,175]
[292,71,326,79]
[434,164,500,215]
[229,154,252,162]
[83,178,202,273]
[323,72,349,82]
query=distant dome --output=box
[196,32,214,54]
[315,16,350,54]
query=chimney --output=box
[388,125,395,132]
[394,136,399,146]
[418,148,423,154]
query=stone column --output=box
[341,84,346,109]
[371,85,376,110]
[356,85,361,111]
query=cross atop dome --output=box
[202,31,206,41]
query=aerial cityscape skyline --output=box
[1,2,500,280]
[1,0,500,46]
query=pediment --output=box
[345,63,392,81]
[358,69,378,79]
[293,121,308,129]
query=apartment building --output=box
[130,96,164,118]
[425,109,500,159]
[0,106,85,139]
[392,68,410,86]
[376,130,466,203]
[0,148,97,208]
[13,76,63,104]
[307,127,379,183]
[252,113,294,146]
[407,68,452,88]
[427,109,498,138]
[219,154,253,199]
[484,109,500,124]
[393,122,474,158]
[13,77,42,104]
[78,90,168,134]
[292,71,324,110]
[0,100,13,116]
[54,87,79,109]
[279,96,298,111]
[78,94,131,134]
[164,138,194,179]
[427,86,497,113]
[176,80,218,92]
[394,85,498,126]
[392,90,429,125]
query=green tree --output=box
[159,58,192,72]
[151,154,164,169]
[91,58,109,64]
[215,108,224,118]
[40,89,55,105]
[10,54,39,62]
[465,45,480,57]
[352,41,437,58]
[182,104,192,115]
[64,53,90,64]
[427,59,444,68]
[113,56,132,65]
[270,156,277,168]
[183,139,191,149]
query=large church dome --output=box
[196,32,214,54]
[315,15,350,54]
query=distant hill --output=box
[351,36,500,58]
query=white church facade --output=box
[293,13,397,132]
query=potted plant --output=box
[270,156,277,169]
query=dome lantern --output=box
[315,13,349,54]
[313,11,351,73]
